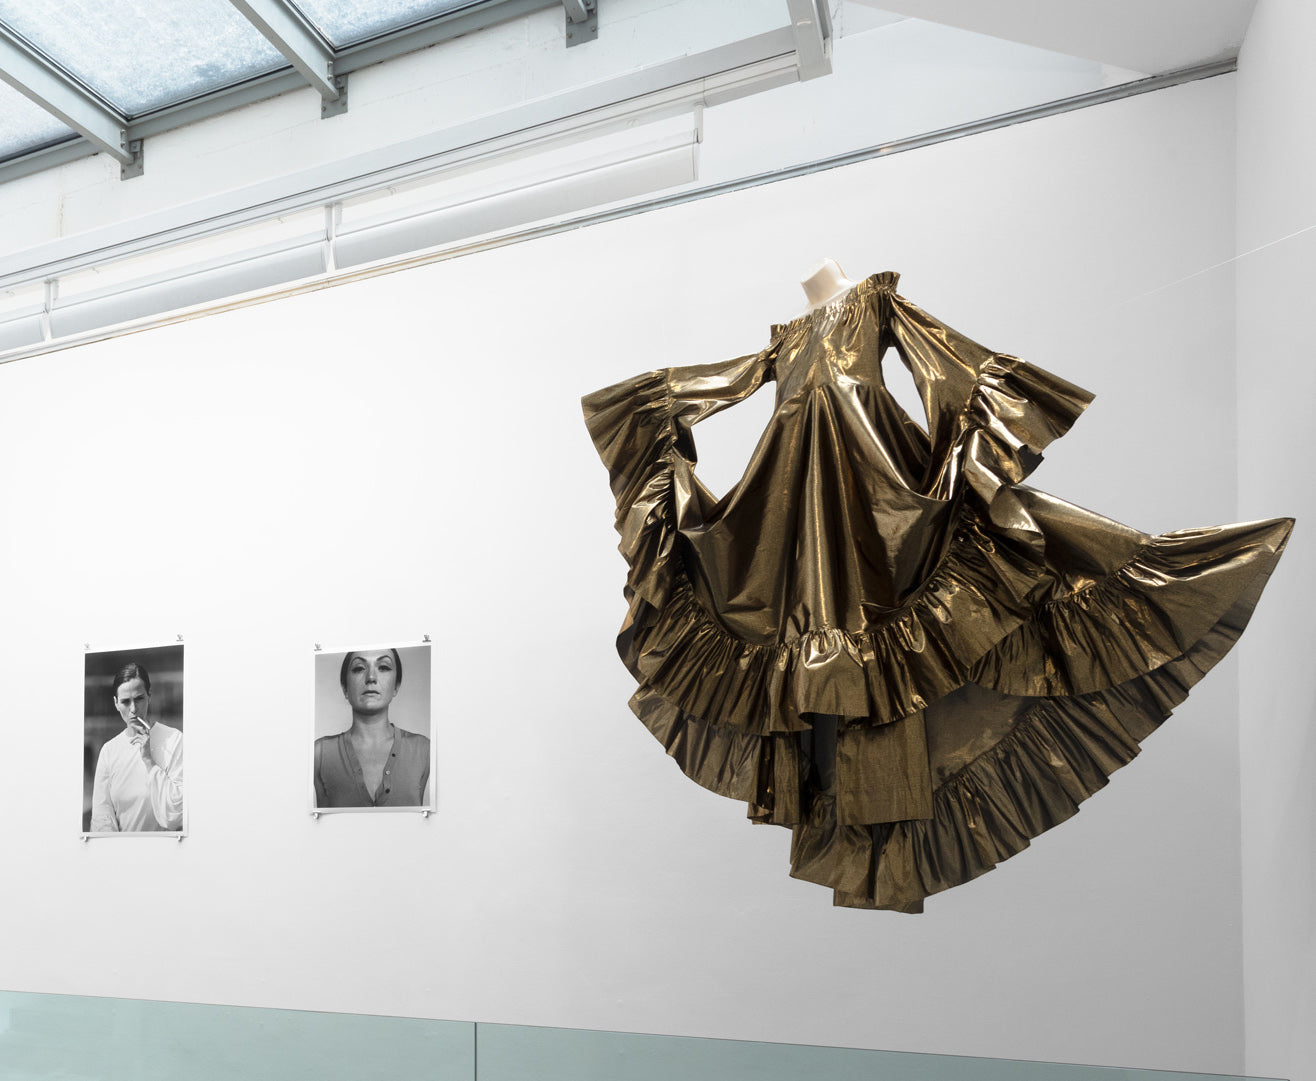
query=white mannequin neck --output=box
[800,258,857,311]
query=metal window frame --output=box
[0,29,802,287]
[0,21,130,164]
[785,0,830,80]
[0,1,839,184]
[0,0,564,182]
[562,0,597,47]
[227,0,339,103]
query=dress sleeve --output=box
[582,351,773,608]
[961,354,1095,541]
[967,354,1094,486]
[90,744,118,833]
[146,731,184,831]
[583,351,772,494]
[884,291,1092,521]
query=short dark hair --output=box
[338,648,403,691]
[111,662,152,698]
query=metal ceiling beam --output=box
[0,0,560,181]
[562,0,597,47]
[227,0,340,103]
[0,30,801,286]
[785,0,831,80]
[0,135,95,184]
[0,22,132,164]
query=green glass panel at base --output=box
[0,991,473,1081]
[476,1024,1284,1081]
[0,991,1284,1081]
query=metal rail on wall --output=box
[0,49,1230,366]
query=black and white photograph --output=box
[312,641,433,813]
[82,643,185,837]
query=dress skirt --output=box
[583,272,1291,912]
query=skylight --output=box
[0,79,74,158]
[293,0,477,48]
[0,0,544,177]
[0,0,287,117]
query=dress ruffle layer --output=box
[625,519,1289,911]
[587,348,1095,736]
[583,272,1293,911]
[822,530,1286,911]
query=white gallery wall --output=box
[1236,1,1316,1080]
[0,75,1261,1074]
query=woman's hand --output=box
[128,720,154,767]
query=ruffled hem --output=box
[971,517,1294,696]
[628,520,1289,910]
[824,532,1286,910]
[621,519,1040,734]
[619,508,1290,738]
[584,352,1094,735]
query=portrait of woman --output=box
[83,645,185,835]
[313,643,433,811]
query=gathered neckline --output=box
[770,270,901,339]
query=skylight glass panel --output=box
[0,81,77,159]
[0,0,287,118]
[291,0,476,48]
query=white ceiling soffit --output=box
[852,0,1258,75]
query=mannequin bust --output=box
[800,258,857,311]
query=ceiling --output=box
[858,0,1258,75]
[0,0,557,175]
[0,0,1255,363]
[0,0,1259,184]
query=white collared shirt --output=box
[90,721,184,832]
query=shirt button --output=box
[385,770,390,775]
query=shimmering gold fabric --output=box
[583,272,1292,912]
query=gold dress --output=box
[582,272,1291,912]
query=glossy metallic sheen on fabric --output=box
[583,272,1292,912]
